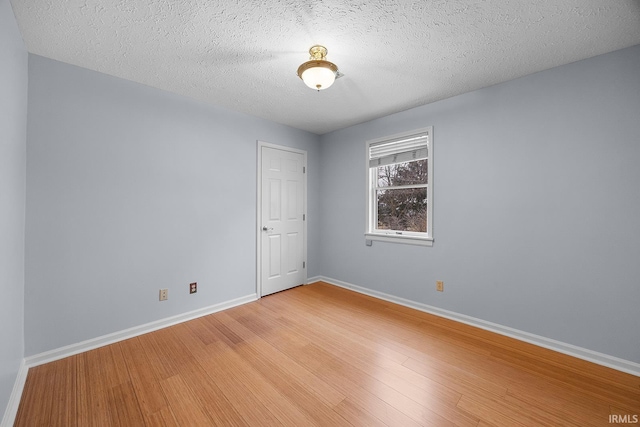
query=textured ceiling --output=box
[10,0,640,134]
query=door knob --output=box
[262,226,273,231]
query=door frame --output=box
[256,141,308,297]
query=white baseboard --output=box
[311,276,640,378]
[1,360,28,427]
[306,275,322,284]
[25,293,258,368]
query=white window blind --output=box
[368,132,429,168]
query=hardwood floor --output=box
[15,282,639,426]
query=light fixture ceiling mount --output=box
[297,45,339,91]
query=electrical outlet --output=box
[190,282,197,294]
[436,281,444,292]
[159,288,168,301]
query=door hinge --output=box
[303,166,306,173]
[303,214,305,221]
[303,261,306,268]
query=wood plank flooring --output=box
[15,282,640,426]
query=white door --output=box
[259,144,306,296]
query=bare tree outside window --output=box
[375,159,428,232]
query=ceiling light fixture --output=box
[297,45,339,91]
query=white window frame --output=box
[365,126,433,246]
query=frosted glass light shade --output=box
[300,63,337,90]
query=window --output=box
[366,127,433,246]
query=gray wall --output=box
[319,45,640,363]
[0,0,28,420]
[25,55,320,356]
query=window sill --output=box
[365,233,433,247]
